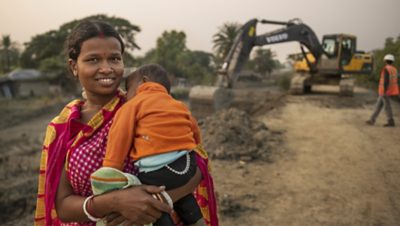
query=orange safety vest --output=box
[379,64,399,96]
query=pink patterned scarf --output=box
[35,91,125,225]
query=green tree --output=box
[212,22,241,63]
[371,35,400,83]
[0,35,20,73]
[1,35,11,72]
[250,48,279,76]
[139,30,215,85]
[141,30,187,77]
[39,56,65,73]
[59,14,141,51]
[155,30,187,77]
[177,50,215,84]
[20,14,140,71]
[20,30,64,68]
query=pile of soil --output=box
[199,108,270,161]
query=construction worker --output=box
[366,54,399,127]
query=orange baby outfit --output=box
[103,82,200,170]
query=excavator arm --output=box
[216,19,258,88]
[218,18,324,88]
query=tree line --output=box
[0,14,282,85]
[372,36,400,83]
[6,15,398,86]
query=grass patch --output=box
[171,87,190,100]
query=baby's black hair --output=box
[126,64,171,93]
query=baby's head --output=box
[125,63,171,100]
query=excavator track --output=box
[289,73,311,95]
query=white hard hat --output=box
[384,54,395,62]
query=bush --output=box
[171,87,190,100]
[276,72,293,90]
[353,74,377,90]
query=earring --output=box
[81,88,87,100]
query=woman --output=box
[34,20,218,226]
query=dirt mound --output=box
[199,108,270,161]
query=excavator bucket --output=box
[188,86,233,119]
[189,84,282,119]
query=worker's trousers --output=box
[369,95,393,122]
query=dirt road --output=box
[214,85,400,225]
[2,86,400,225]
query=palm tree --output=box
[1,35,11,72]
[212,22,241,62]
[1,35,20,73]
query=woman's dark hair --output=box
[126,64,171,93]
[65,20,125,61]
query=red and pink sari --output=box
[34,90,218,226]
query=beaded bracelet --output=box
[83,195,102,222]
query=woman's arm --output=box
[55,167,171,224]
[55,168,91,222]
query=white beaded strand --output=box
[165,153,190,175]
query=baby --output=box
[102,63,203,226]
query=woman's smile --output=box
[95,76,117,87]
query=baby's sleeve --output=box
[103,104,136,170]
[190,115,201,144]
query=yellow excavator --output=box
[189,18,373,117]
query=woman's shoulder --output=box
[49,99,83,125]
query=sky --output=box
[1,0,399,62]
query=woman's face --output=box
[70,37,124,99]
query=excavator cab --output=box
[321,34,355,64]
[319,34,373,74]
[295,34,373,76]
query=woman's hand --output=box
[105,213,141,226]
[104,213,125,226]
[104,214,142,226]
[110,185,172,225]
[105,215,137,226]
